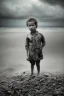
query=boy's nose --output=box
[30,26,33,28]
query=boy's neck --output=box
[30,30,37,35]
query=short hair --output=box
[26,17,38,28]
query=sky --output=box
[0,0,64,27]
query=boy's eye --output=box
[29,25,34,26]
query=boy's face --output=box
[27,21,36,32]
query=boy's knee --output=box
[36,60,40,64]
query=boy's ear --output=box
[26,21,28,26]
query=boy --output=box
[25,17,45,75]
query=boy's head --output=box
[26,17,38,31]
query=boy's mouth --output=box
[30,28,36,31]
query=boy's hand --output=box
[26,54,30,61]
[26,49,30,61]
[26,57,30,61]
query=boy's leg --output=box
[36,60,40,75]
[30,60,35,75]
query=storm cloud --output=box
[40,0,64,7]
[0,0,64,19]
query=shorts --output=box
[30,60,40,66]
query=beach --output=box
[0,28,64,76]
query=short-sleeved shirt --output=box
[25,31,45,61]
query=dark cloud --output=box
[0,0,64,20]
[0,0,31,19]
[40,0,64,7]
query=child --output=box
[25,17,46,75]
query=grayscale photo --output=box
[0,0,64,96]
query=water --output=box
[0,28,64,76]
[0,19,64,28]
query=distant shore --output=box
[0,27,64,33]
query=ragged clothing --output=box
[25,31,45,61]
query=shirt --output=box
[25,31,45,61]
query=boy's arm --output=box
[41,34,46,49]
[25,36,29,58]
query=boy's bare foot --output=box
[37,73,40,76]
[31,73,34,76]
